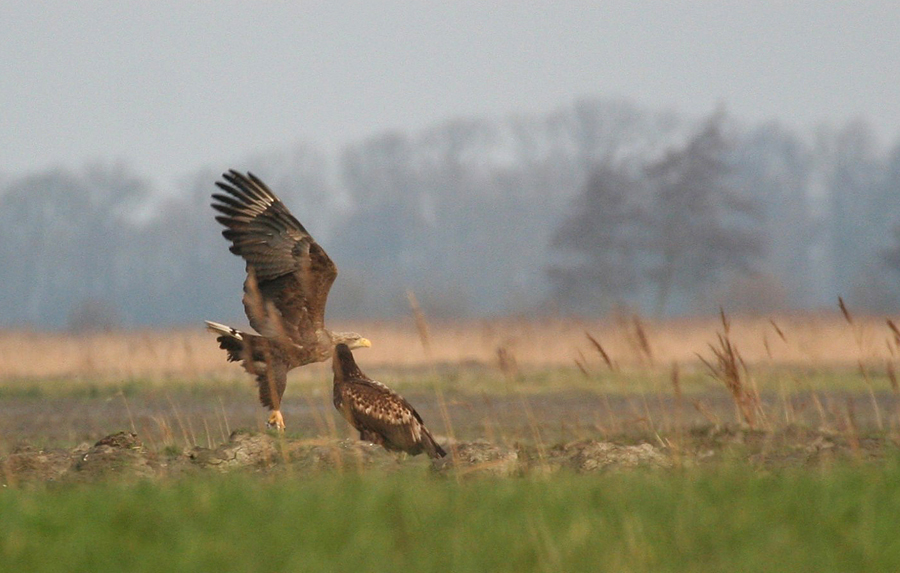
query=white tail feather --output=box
[204,320,243,340]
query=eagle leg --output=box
[266,410,285,432]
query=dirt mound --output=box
[549,440,671,472]
[70,431,159,482]
[1,431,160,485]
[188,431,280,471]
[282,438,399,472]
[3,424,891,485]
[2,443,81,484]
[187,432,401,473]
[433,440,519,477]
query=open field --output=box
[2,312,900,451]
[3,312,900,571]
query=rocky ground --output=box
[2,424,892,486]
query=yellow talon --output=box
[267,410,285,431]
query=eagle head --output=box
[331,332,371,350]
[333,343,367,381]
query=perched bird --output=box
[332,344,446,458]
[206,170,371,430]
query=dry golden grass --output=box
[0,312,897,383]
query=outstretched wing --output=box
[212,170,337,342]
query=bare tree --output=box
[732,123,815,307]
[875,143,900,305]
[645,111,763,315]
[547,164,648,313]
[0,165,151,326]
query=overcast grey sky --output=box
[2,2,899,190]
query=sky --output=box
[2,2,899,191]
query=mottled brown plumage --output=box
[205,171,370,430]
[332,344,446,458]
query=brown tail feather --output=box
[216,335,244,362]
[205,320,286,409]
[207,321,274,362]
[205,321,247,363]
[422,427,447,459]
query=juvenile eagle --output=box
[332,344,446,458]
[205,170,370,430]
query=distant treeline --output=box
[2,98,899,329]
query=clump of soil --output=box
[282,438,398,472]
[2,444,80,484]
[1,431,160,485]
[70,431,159,482]
[548,440,672,472]
[188,430,279,471]
[190,431,404,473]
[433,440,519,477]
[683,423,888,467]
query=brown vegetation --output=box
[0,313,898,382]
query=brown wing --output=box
[336,377,445,457]
[212,170,337,343]
[337,379,426,452]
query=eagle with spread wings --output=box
[205,170,370,430]
[332,343,446,458]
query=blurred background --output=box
[2,2,900,330]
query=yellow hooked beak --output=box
[355,338,372,349]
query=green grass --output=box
[2,461,900,572]
[0,363,893,400]
[0,376,253,400]
[0,360,894,403]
